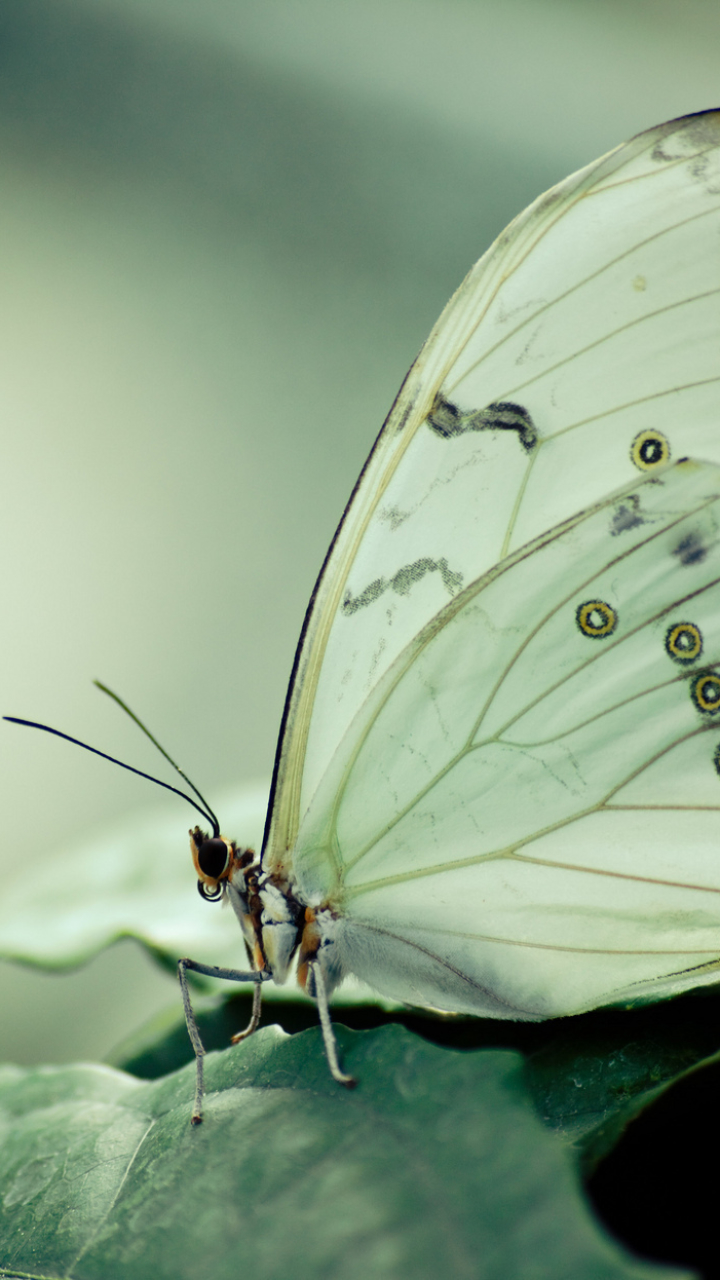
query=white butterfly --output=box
[25,111,720,1122]
[180,109,720,1118]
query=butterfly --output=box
[8,110,720,1122]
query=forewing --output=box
[291,460,720,1017]
[264,111,720,872]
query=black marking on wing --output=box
[427,396,538,454]
[342,557,463,617]
[610,495,645,536]
[674,533,708,566]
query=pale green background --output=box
[1,0,718,1063]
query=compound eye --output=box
[197,837,231,880]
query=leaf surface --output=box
[0,1026,688,1280]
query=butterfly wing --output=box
[293,459,720,1016]
[263,110,720,886]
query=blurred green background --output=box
[1,0,718,1065]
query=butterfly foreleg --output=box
[177,957,270,1124]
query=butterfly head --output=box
[190,826,255,901]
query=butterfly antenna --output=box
[4,699,220,835]
[93,681,220,833]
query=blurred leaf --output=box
[0,1025,687,1280]
[0,785,267,973]
[0,784,382,1004]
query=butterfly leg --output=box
[309,959,356,1089]
[177,957,269,1124]
[230,980,263,1044]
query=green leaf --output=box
[586,1046,720,1274]
[0,1025,686,1280]
[111,983,720,1174]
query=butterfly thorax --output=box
[235,870,345,995]
[252,874,304,982]
[191,827,347,997]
